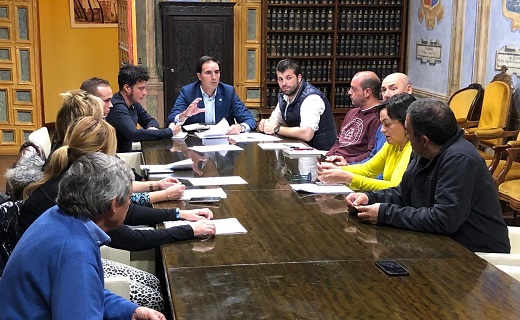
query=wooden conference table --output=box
[142,136,520,319]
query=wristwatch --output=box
[274,125,280,135]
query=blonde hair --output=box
[53,90,104,145]
[24,116,117,199]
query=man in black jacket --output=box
[346,98,510,253]
[106,64,180,152]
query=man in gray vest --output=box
[259,59,337,150]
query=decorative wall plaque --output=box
[496,45,520,75]
[503,0,520,31]
[418,0,444,30]
[416,39,442,64]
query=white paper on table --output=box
[189,144,243,153]
[181,188,228,200]
[289,183,353,194]
[164,218,247,235]
[186,176,247,186]
[258,142,308,150]
[231,132,282,143]
[172,131,188,139]
[282,148,327,158]
[195,119,230,138]
[140,158,194,173]
[183,123,213,131]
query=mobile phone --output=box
[189,197,221,203]
[375,260,409,276]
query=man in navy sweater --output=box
[107,64,180,152]
[0,153,165,319]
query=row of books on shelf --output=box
[268,0,402,4]
[267,8,401,32]
[268,8,333,31]
[337,8,401,31]
[336,34,400,56]
[265,86,355,109]
[267,60,332,82]
[267,34,332,57]
[336,59,399,81]
[267,34,400,57]
[266,59,399,83]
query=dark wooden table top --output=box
[143,137,520,320]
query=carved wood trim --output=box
[474,0,490,85]
[448,0,465,96]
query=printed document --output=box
[164,218,247,235]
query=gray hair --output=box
[56,152,134,219]
[5,155,44,200]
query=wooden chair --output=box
[486,131,520,178]
[448,83,484,127]
[496,146,520,217]
[464,79,512,160]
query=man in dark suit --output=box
[167,56,256,134]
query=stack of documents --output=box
[140,158,194,173]
[282,147,327,157]
[195,119,230,138]
[290,183,352,194]
[183,176,248,186]
[188,144,243,153]
[164,218,247,235]
[183,123,212,131]
[181,188,227,200]
[230,132,282,143]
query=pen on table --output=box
[291,147,314,151]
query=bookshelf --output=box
[261,0,408,126]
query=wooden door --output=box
[117,0,136,65]
[0,0,41,155]
[160,2,235,117]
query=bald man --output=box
[326,71,381,165]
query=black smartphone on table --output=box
[375,260,409,276]
[189,197,221,203]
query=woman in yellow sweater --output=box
[317,93,416,191]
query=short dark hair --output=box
[118,64,149,90]
[57,152,133,219]
[407,98,458,146]
[358,72,381,99]
[377,92,416,126]
[196,56,220,74]
[80,77,110,96]
[276,59,302,76]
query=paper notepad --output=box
[140,159,194,173]
[230,132,282,143]
[164,218,247,235]
[282,148,327,158]
[290,183,353,194]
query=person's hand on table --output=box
[164,183,185,200]
[155,177,180,190]
[261,120,277,135]
[325,155,348,166]
[355,203,380,224]
[226,124,242,135]
[191,220,216,237]
[345,192,369,207]
[168,123,182,136]
[180,208,214,220]
[317,167,352,185]
[317,161,338,171]
[132,307,166,320]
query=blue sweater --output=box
[0,206,138,319]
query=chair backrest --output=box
[448,83,484,122]
[28,127,51,158]
[479,81,511,130]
